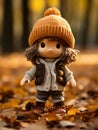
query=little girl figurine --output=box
[20,7,78,114]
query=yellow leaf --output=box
[67,108,80,116]
[0,100,19,110]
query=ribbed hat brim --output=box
[29,25,75,48]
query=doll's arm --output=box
[20,65,36,86]
[65,66,76,87]
[20,78,30,86]
[66,78,76,87]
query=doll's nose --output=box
[48,49,53,52]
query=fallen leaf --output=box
[59,120,75,127]
[67,108,80,116]
[0,100,19,110]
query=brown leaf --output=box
[0,116,21,129]
[45,111,64,122]
[16,110,40,122]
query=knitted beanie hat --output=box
[29,7,75,48]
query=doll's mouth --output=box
[47,52,54,55]
[47,51,54,54]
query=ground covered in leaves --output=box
[0,50,98,130]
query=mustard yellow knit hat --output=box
[29,7,75,48]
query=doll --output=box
[20,7,78,114]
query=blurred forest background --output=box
[0,1,98,129]
[0,0,98,53]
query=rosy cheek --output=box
[39,49,45,55]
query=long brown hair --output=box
[25,36,78,64]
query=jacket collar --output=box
[39,58,60,64]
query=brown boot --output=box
[26,101,45,114]
[52,101,66,114]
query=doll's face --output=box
[38,38,63,59]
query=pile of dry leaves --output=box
[0,51,98,130]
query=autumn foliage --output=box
[0,51,98,129]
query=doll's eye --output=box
[56,43,60,49]
[41,42,45,48]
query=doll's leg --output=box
[26,91,49,114]
[51,91,66,113]
[26,100,45,114]
[51,91,64,103]
[36,90,50,102]
[34,91,50,114]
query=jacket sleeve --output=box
[24,65,36,81]
[65,66,74,81]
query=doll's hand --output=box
[66,79,76,87]
[20,78,30,86]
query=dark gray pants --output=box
[36,90,64,102]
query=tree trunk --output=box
[2,0,14,53]
[60,0,70,19]
[95,5,98,45]
[81,0,93,48]
[21,0,29,49]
